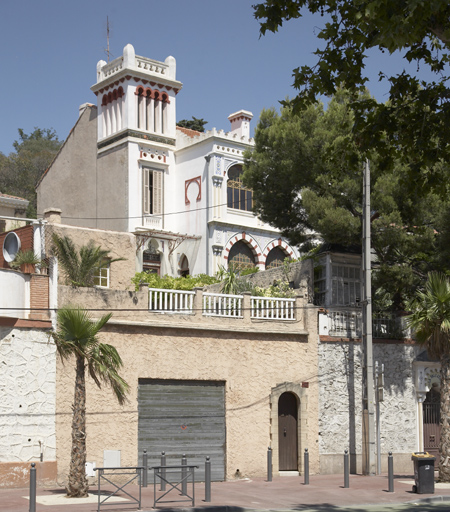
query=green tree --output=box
[51,306,129,496]
[407,272,450,481]
[253,0,450,191]
[177,117,208,132]
[52,233,124,287]
[0,128,62,217]
[244,92,447,308]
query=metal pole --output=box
[304,448,309,485]
[161,452,166,491]
[267,447,272,482]
[205,456,211,502]
[29,463,36,512]
[388,452,394,492]
[344,449,349,488]
[362,159,376,475]
[143,449,148,487]
[182,454,187,496]
[376,362,381,475]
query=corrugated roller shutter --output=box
[138,379,225,481]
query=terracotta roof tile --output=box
[176,126,202,138]
[0,192,28,202]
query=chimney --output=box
[228,110,253,139]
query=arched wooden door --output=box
[278,392,298,471]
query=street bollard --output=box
[29,463,36,512]
[304,448,309,485]
[344,449,349,488]
[161,451,166,491]
[205,456,211,502]
[181,454,187,496]
[388,452,394,493]
[267,447,272,482]
[143,449,148,488]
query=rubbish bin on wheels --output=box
[411,452,436,494]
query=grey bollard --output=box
[388,452,394,492]
[304,448,309,485]
[143,449,148,488]
[205,456,211,502]
[344,449,349,488]
[161,452,166,491]
[29,463,36,512]
[267,447,272,482]
[181,454,187,496]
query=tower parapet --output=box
[91,44,182,143]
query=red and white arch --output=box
[224,232,264,269]
[262,238,296,264]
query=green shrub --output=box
[132,272,220,291]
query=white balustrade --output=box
[203,292,243,318]
[149,288,194,314]
[251,297,296,320]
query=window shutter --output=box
[143,168,149,214]
[153,170,163,215]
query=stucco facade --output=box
[318,339,421,474]
[54,281,319,484]
[0,324,56,487]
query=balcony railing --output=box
[319,309,405,339]
[149,288,195,313]
[147,288,297,321]
[251,297,296,320]
[203,292,243,318]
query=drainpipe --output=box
[204,153,213,276]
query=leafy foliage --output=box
[244,93,450,308]
[253,0,450,193]
[132,271,220,291]
[177,117,208,132]
[52,233,124,287]
[0,128,62,217]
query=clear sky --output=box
[0,0,437,155]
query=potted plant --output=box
[10,249,42,274]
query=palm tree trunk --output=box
[439,354,450,481]
[67,354,89,497]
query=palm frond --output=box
[52,234,126,287]
[87,343,129,405]
[406,271,450,358]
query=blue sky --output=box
[0,0,437,155]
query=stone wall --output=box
[318,340,420,474]
[206,259,313,298]
[0,326,56,487]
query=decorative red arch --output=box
[224,232,263,268]
[262,238,295,263]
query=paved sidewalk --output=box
[2,473,450,512]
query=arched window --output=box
[228,240,256,271]
[227,165,252,212]
[179,254,189,277]
[266,247,289,270]
[143,239,161,274]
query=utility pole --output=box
[362,159,376,475]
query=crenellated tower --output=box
[91,43,182,147]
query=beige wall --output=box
[55,286,320,483]
[48,223,137,290]
[37,106,99,228]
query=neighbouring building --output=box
[0,192,29,233]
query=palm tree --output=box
[51,306,129,497]
[407,271,450,482]
[51,233,124,287]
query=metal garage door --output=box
[138,379,225,481]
